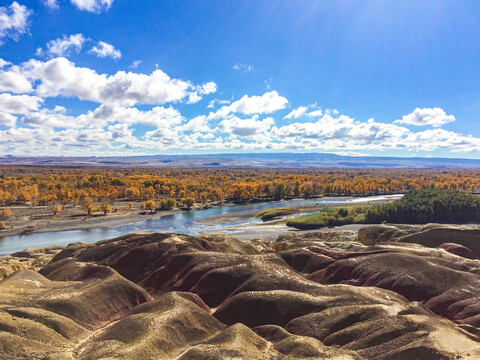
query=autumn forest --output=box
[0,168,479,211]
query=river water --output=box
[0,194,402,254]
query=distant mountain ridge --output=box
[1,153,480,168]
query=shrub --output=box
[287,205,370,230]
[338,207,349,217]
[0,208,12,219]
[51,203,62,215]
[181,197,195,209]
[159,198,176,210]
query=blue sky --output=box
[1,0,480,157]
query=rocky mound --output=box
[0,245,64,281]
[1,230,480,359]
[279,241,480,331]
[358,223,480,256]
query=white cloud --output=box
[21,104,184,132]
[187,82,217,103]
[43,0,59,10]
[334,151,371,157]
[144,127,181,147]
[36,33,86,58]
[108,123,133,142]
[284,106,308,119]
[0,2,32,45]
[233,63,252,72]
[0,70,32,93]
[394,107,455,127]
[130,60,142,69]
[97,105,183,127]
[21,57,215,107]
[402,129,480,152]
[0,93,42,115]
[207,98,230,109]
[197,82,217,95]
[88,41,121,59]
[264,78,273,90]
[307,109,323,117]
[284,105,323,119]
[0,93,43,127]
[0,52,477,155]
[0,112,16,127]
[22,107,78,128]
[210,91,288,120]
[70,0,114,13]
[219,115,274,137]
[271,114,409,144]
[178,115,211,133]
[0,59,11,68]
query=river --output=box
[0,194,402,254]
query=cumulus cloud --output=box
[21,57,215,107]
[0,53,477,155]
[284,106,308,119]
[0,93,42,127]
[0,59,11,68]
[0,1,32,45]
[0,69,32,93]
[43,0,59,10]
[308,109,323,117]
[0,93,42,115]
[178,115,211,133]
[108,123,134,142]
[88,41,121,59]
[70,0,114,13]
[210,91,288,120]
[22,107,78,129]
[219,115,274,137]
[394,107,455,127]
[98,106,183,127]
[23,104,184,130]
[402,129,480,152]
[36,34,86,58]
[284,105,323,119]
[271,114,409,144]
[197,82,217,95]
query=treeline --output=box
[0,168,480,207]
[364,189,480,224]
[287,189,480,229]
[287,206,370,230]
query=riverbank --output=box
[199,196,401,241]
[199,196,399,226]
[0,200,187,237]
[0,195,402,238]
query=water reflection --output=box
[0,195,402,255]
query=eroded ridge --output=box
[0,231,479,359]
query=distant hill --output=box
[1,153,480,168]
